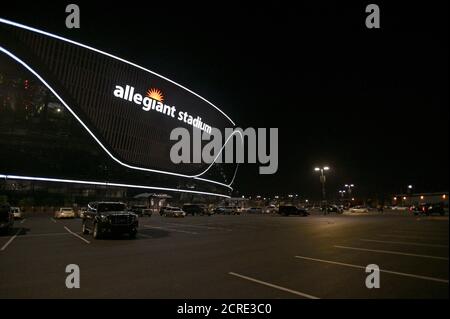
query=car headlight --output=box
[100,214,109,222]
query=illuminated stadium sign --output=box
[113,84,212,134]
[0,18,237,196]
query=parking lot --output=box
[0,212,448,298]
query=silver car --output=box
[55,207,76,219]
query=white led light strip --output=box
[0,174,231,199]
[0,17,241,189]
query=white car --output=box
[391,206,409,211]
[264,205,278,213]
[160,206,186,218]
[349,206,370,213]
[11,207,23,219]
[55,207,76,219]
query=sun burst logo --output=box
[146,88,164,102]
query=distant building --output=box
[392,192,448,207]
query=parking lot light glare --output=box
[314,167,320,171]
[323,166,330,171]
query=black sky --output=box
[2,1,448,199]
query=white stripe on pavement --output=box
[143,225,198,235]
[378,234,446,240]
[162,222,231,231]
[50,218,57,223]
[63,226,90,244]
[20,219,26,224]
[228,272,319,299]
[1,229,21,251]
[17,232,71,238]
[334,245,449,260]
[360,239,448,248]
[295,256,448,284]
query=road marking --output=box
[1,229,21,251]
[378,234,446,240]
[360,239,448,248]
[143,225,198,235]
[392,229,448,235]
[50,217,57,223]
[17,232,71,238]
[162,222,231,231]
[63,226,90,244]
[294,256,448,284]
[138,233,152,238]
[334,245,449,260]
[20,219,26,224]
[228,272,319,299]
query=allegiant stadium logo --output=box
[113,84,212,134]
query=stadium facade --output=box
[0,18,237,200]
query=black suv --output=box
[278,205,309,216]
[182,204,209,216]
[82,202,138,239]
[410,203,445,216]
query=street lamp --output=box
[339,190,346,198]
[314,166,330,203]
[407,185,413,194]
[344,184,355,195]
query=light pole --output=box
[407,184,413,195]
[344,184,355,197]
[314,166,330,204]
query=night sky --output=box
[2,2,448,199]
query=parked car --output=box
[130,205,147,216]
[10,207,23,219]
[214,206,238,215]
[142,208,153,217]
[183,204,208,216]
[278,205,309,216]
[410,203,445,216]
[349,206,369,213]
[322,205,344,214]
[246,207,263,214]
[264,205,278,214]
[78,207,87,219]
[391,206,409,211]
[0,203,14,234]
[82,202,138,239]
[160,206,186,217]
[54,207,76,219]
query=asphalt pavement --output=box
[0,212,448,298]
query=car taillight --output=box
[422,207,426,212]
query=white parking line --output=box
[20,219,26,224]
[295,256,448,284]
[162,222,231,231]
[143,225,198,235]
[228,272,319,299]
[378,234,446,240]
[63,226,90,244]
[393,230,448,235]
[334,245,449,260]
[17,232,71,238]
[50,217,57,223]
[1,229,22,251]
[360,239,448,248]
